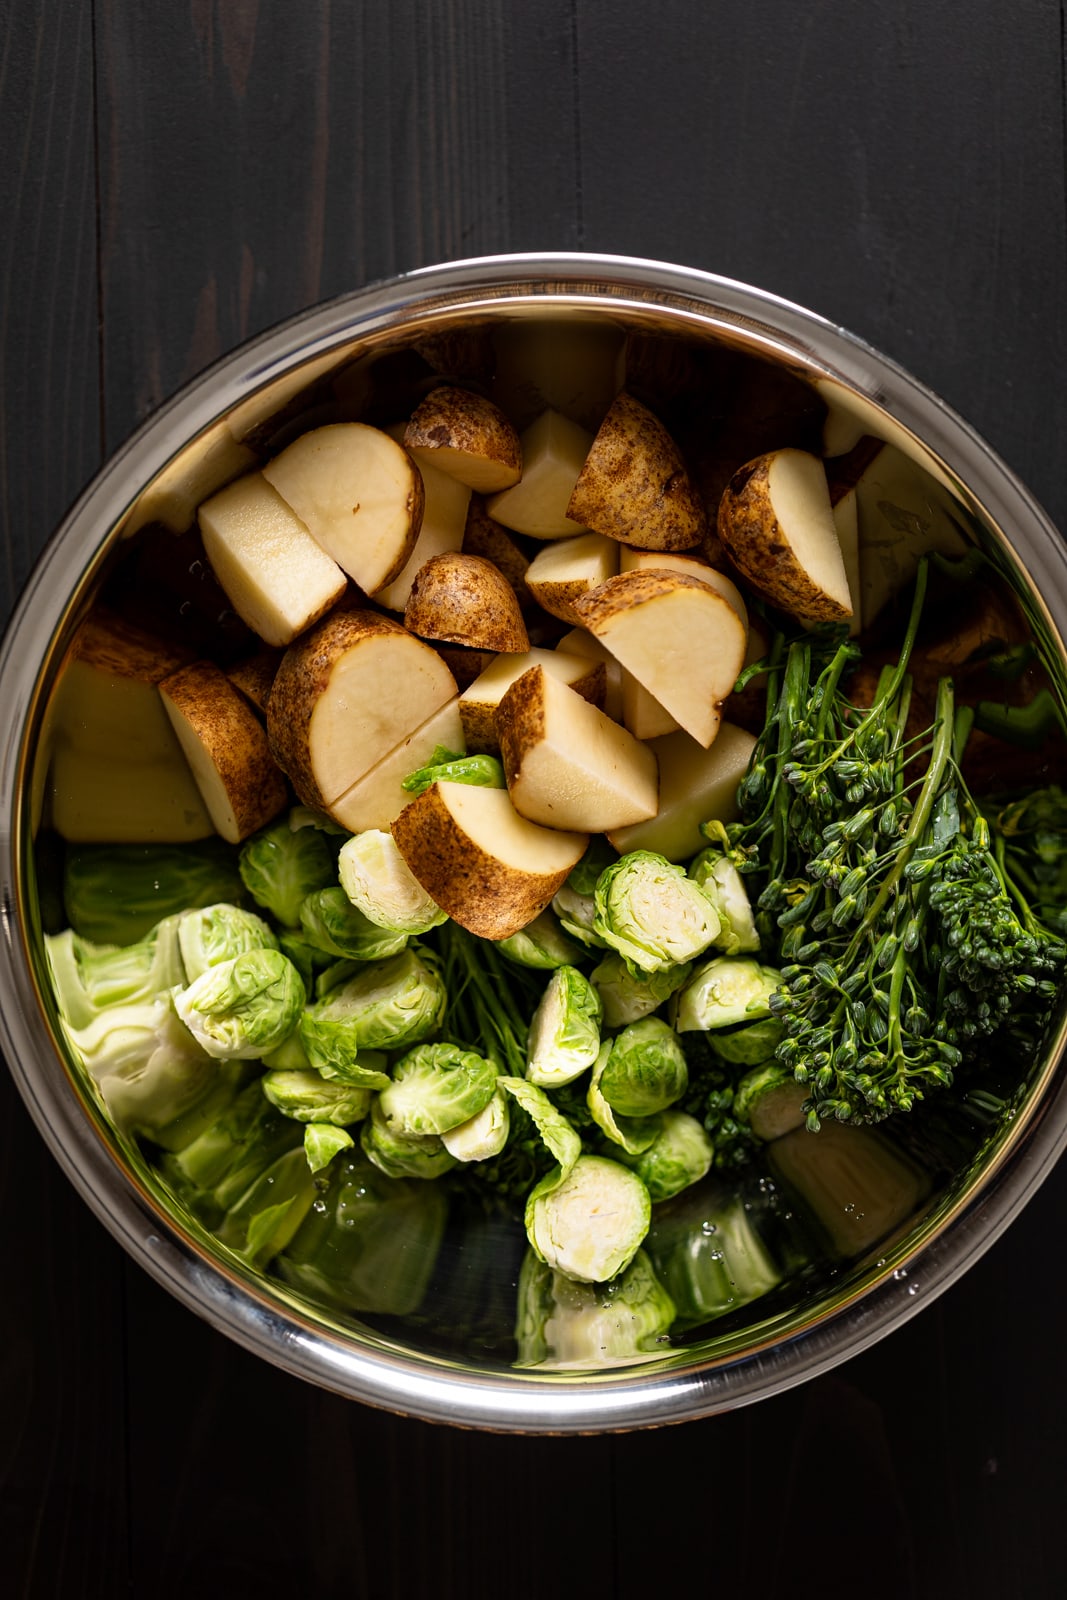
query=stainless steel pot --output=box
[2,253,1066,1433]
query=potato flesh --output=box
[767,449,852,615]
[374,452,471,611]
[262,422,422,593]
[160,662,287,844]
[556,627,625,722]
[306,633,458,805]
[718,448,852,622]
[459,647,606,753]
[392,781,587,939]
[574,572,748,748]
[607,723,757,861]
[619,547,749,631]
[486,410,592,539]
[524,532,620,623]
[329,697,466,833]
[498,666,659,833]
[198,471,348,647]
[620,671,682,741]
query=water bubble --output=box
[892,1267,908,1282]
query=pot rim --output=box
[2,250,1066,1433]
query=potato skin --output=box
[495,666,547,790]
[572,566,712,632]
[160,660,288,842]
[404,385,522,491]
[391,784,578,940]
[717,451,851,623]
[266,607,413,810]
[404,551,530,652]
[566,389,706,551]
[462,495,534,611]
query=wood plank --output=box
[575,2,1067,530]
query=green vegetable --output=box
[688,849,760,953]
[360,1095,458,1180]
[593,850,722,974]
[46,915,186,1030]
[379,1042,498,1137]
[173,948,305,1059]
[586,1041,662,1156]
[725,560,1066,1127]
[303,1122,355,1173]
[672,957,782,1032]
[178,903,278,982]
[401,746,505,795]
[514,1248,675,1368]
[63,838,244,945]
[524,1153,651,1284]
[441,1087,511,1162]
[524,965,603,1088]
[597,1016,688,1117]
[298,947,447,1062]
[261,1068,372,1126]
[337,829,447,934]
[238,815,337,928]
[550,884,607,950]
[299,886,409,961]
[590,952,692,1029]
[704,1015,784,1067]
[615,1109,714,1202]
[497,909,588,970]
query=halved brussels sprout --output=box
[514,1248,675,1369]
[298,947,447,1063]
[586,1040,662,1156]
[671,957,782,1032]
[590,952,692,1029]
[593,851,721,974]
[299,887,409,962]
[616,1109,714,1202]
[178,903,279,983]
[524,1153,651,1283]
[360,1096,458,1181]
[550,883,607,950]
[441,1086,510,1162]
[239,815,337,928]
[261,1067,372,1126]
[598,1016,688,1117]
[337,830,447,935]
[705,1014,784,1066]
[497,909,588,970]
[173,948,305,1059]
[525,965,602,1088]
[379,1042,498,1137]
[688,848,760,954]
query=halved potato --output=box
[458,647,606,753]
[198,471,348,647]
[555,626,624,722]
[618,547,749,631]
[159,661,289,844]
[717,448,852,623]
[486,409,593,539]
[329,696,466,834]
[226,647,283,714]
[47,610,213,843]
[262,422,423,593]
[573,570,748,747]
[496,665,659,833]
[374,445,471,611]
[607,723,757,861]
[266,608,457,810]
[403,386,522,493]
[566,390,706,551]
[404,551,530,653]
[392,781,587,940]
[524,532,620,624]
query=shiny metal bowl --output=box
[2,253,1066,1433]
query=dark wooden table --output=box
[4,4,1067,1595]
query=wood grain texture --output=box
[4,1,1067,1596]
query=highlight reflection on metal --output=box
[2,254,1067,1434]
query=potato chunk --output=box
[404,551,530,653]
[266,609,457,810]
[607,723,757,860]
[486,409,593,539]
[374,450,472,612]
[573,570,748,747]
[329,697,466,834]
[262,422,423,594]
[198,471,348,647]
[524,532,620,624]
[566,390,706,551]
[458,647,606,753]
[497,665,659,833]
[717,447,852,622]
[403,386,522,493]
[160,661,288,844]
[392,782,587,940]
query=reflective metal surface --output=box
[2,253,1067,1433]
